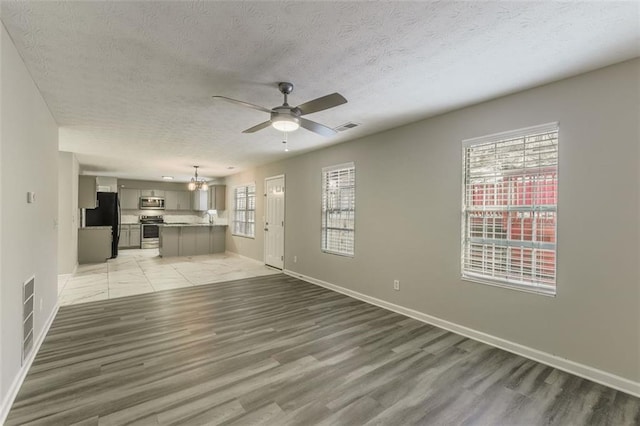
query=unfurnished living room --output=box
[1,1,639,425]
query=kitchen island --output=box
[159,224,226,257]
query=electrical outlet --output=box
[393,280,400,291]
[39,298,43,311]
[294,256,297,263]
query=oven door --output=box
[141,224,160,249]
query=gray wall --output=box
[58,152,79,274]
[225,59,640,383]
[0,24,59,412]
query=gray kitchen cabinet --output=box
[120,188,140,210]
[208,185,226,211]
[177,191,191,210]
[118,224,141,248]
[180,227,198,256]
[159,225,226,257]
[140,189,165,197]
[129,225,141,248]
[192,190,208,211]
[78,227,111,263]
[78,176,97,209]
[211,226,226,253]
[118,225,130,248]
[165,190,191,211]
[195,229,210,254]
[164,190,178,210]
[159,227,180,257]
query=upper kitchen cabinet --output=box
[164,190,178,210]
[78,176,97,208]
[192,190,208,211]
[140,189,165,197]
[177,191,191,211]
[120,188,140,210]
[208,185,226,211]
[165,190,191,211]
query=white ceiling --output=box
[1,1,638,182]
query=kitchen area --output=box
[59,173,279,306]
[77,175,228,264]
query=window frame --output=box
[232,182,256,239]
[321,162,356,257]
[461,122,559,296]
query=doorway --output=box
[264,175,285,269]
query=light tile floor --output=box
[58,249,281,306]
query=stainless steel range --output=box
[140,215,164,249]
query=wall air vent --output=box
[22,276,35,364]
[334,122,360,132]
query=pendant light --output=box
[188,166,208,191]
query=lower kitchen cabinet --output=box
[129,225,141,248]
[78,227,112,264]
[118,226,130,249]
[118,224,141,248]
[159,225,226,257]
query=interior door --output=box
[264,175,285,269]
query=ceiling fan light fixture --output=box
[271,115,300,132]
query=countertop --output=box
[122,222,140,225]
[161,223,227,228]
[80,226,112,230]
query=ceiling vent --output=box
[334,122,360,132]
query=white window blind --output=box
[233,183,255,238]
[322,163,355,256]
[462,123,558,294]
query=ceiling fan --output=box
[213,82,347,137]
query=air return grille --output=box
[22,276,35,364]
[334,122,360,132]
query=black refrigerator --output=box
[85,192,121,258]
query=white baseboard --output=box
[224,251,264,266]
[284,269,640,398]
[0,303,59,424]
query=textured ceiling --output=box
[1,1,638,181]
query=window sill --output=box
[321,249,354,258]
[461,275,556,297]
[232,234,255,240]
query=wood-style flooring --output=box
[6,274,640,425]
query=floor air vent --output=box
[22,276,35,364]
[335,122,360,132]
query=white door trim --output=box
[264,174,285,269]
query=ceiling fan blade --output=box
[242,121,272,133]
[212,96,272,114]
[296,93,347,116]
[299,118,337,137]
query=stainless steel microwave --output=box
[139,196,165,210]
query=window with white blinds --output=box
[233,183,255,238]
[462,123,558,295]
[322,163,355,256]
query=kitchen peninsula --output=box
[159,223,226,257]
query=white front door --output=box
[264,175,285,269]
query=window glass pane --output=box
[462,126,558,292]
[322,163,355,256]
[233,183,256,237]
